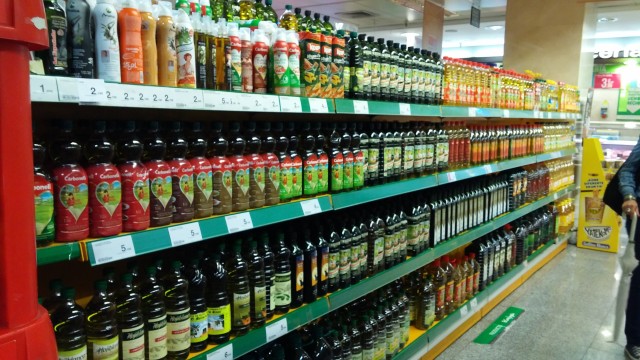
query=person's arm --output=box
[619,138,640,215]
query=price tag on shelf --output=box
[446,172,457,182]
[468,107,478,117]
[483,164,493,173]
[91,235,136,265]
[309,98,329,113]
[174,88,204,109]
[353,100,370,114]
[251,94,280,112]
[148,88,168,108]
[280,96,302,112]
[460,305,469,317]
[30,75,59,102]
[135,87,154,107]
[503,109,510,118]
[225,212,254,234]
[301,199,322,216]
[265,319,288,343]
[56,77,80,102]
[547,112,553,119]
[399,103,412,116]
[533,110,541,119]
[207,344,233,360]
[77,79,108,102]
[470,298,478,309]
[168,223,203,247]
[107,84,139,107]
[203,91,243,111]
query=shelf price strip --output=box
[206,344,233,360]
[300,199,323,216]
[265,319,288,343]
[168,223,203,247]
[225,212,254,234]
[91,235,136,265]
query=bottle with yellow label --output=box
[51,288,87,360]
[205,250,232,344]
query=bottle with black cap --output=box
[208,122,233,215]
[166,121,195,223]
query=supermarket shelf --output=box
[83,196,333,266]
[536,148,576,162]
[441,106,504,118]
[331,175,438,210]
[436,154,538,185]
[187,186,573,359]
[395,235,568,360]
[599,139,637,146]
[333,99,441,117]
[36,242,81,266]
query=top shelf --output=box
[30,76,580,120]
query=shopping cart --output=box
[614,213,637,342]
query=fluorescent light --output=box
[598,17,618,23]
[484,25,503,31]
[401,32,420,37]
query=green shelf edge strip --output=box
[395,239,559,360]
[331,176,439,210]
[36,242,81,266]
[189,185,574,359]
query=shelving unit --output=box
[187,185,574,359]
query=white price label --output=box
[252,94,280,112]
[309,98,329,113]
[148,88,168,108]
[446,172,457,182]
[399,103,412,116]
[56,77,80,102]
[174,88,205,109]
[534,110,542,119]
[91,235,135,265]
[353,100,369,114]
[468,107,478,117]
[225,212,254,234]
[77,79,108,102]
[135,87,154,107]
[207,344,233,360]
[265,319,288,342]
[30,75,59,102]
[503,109,510,118]
[460,305,469,317]
[203,91,243,111]
[483,164,493,173]
[108,84,139,106]
[168,223,203,247]
[280,96,302,112]
[470,298,478,309]
[301,199,323,216]
[547,112,553,119]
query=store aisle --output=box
[438,242,627,360]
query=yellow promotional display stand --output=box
[578,138,619,253]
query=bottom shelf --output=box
[395,235,569,360]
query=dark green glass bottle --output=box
[52,288,87,359]
[37,0,68,75]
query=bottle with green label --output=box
[339,123,354,192]
[263,0,278,22]
[185,259,208,352]
[164,260,191,358]
[274,122,293,202]
[326,222,341,293]
[85,280,119,359]
[33,141,55,247]
[301,10,313,32]
[204,249,231,344]
[51,288,87,360]
[140,267,168,360]
[378,39,390,102]
[350,123,365,190]
[245,237,267,328]
[116,274,145,360]
[326,123,344,193]
[360,34,372,99]
[257,232,276,319]
[286,122,303,199]
[226,239,251,335]
[369,36,381,101]
[272,231,292,314]
[348,32,362,100]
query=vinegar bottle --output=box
[143,121,173,227]
[33,141,55,247]
[116,121,150,232]
[118,0,144,84]
[228,122,250,211]
[166,121,195,223]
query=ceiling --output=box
[272,0,640,56]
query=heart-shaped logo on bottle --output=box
[236,169,249,196]
[133,179,150,211]
[95,181,122,217]
[269,167,280,191]
[254,168,265,192]
[180,175,194,204]
[150,176,172,209]
[196,172,213,200]
[59,184,88,221]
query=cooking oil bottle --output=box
[279,4,298,30]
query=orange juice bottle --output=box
[139,0,157,85]
[118,0,144,84]
[156,3,177,86]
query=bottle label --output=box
[121,323,145,360]
[58,345,87,360]
[353,151,364,188]
[241,39,253,93]
[263,153,280,201]
[166,309,191,352]
[317,153,329,193]
[34,174,55,241]
[356,66,365,90]
[279,156,293,200]
[424,294,436,326]
[52,165,89,241]
[407,224,420,247]
[232,292,251,328]
[146,315,168,360]
[169,159,195,220]
[87,335,119,360]
[389,64,399,93]
[231,156,250,197]
[404,68,412,95]
[339,247,351,277]
[454,282,462,306]
[288,44,301,96]
[294,255,304,292]
[253,41,269,93]
[270,281,276,311]
[380,61,390,93]
[368,147,379,175]
[247,154,266,205]
[383,146,393,177]
[291,156,303,198]
[210,157,233,213]
[331,155,344,192]
[303,155,319,196]
[393,146,402,173]
[46,15,68,69]
[384,234,394,258]
[371,60,381,91]
[359,241,367,270]
[397,66,405,93]
[230,35,242,91]
[273,40,290,94]
[445,281,454,304]
[274,272,292,306]
[329,251,339,280]
[207,304,231,336]
[147,162,173,214]
[404,145,414,172]
[374,236,385,267]
[253,285,267,321]
[118,162,150,232]
[362,348,375,360]
[192,159,214,202]
[343,152,354,190]
[350,244,360,273]
[320,247,329,282]
[176,25,196,88]
[363,59,372,89]
[190,311,208,344]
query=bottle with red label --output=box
[298,122,318,197]
[166,121,195,223]
[245,122,266,209]
[34,139,55,247]
[208,122,233,215]
[143,121,173,227]
[325,122,344,193]
[312,122,329,195]
[50,120,89,242]
[431,258,446,320]
[188,122,214,219]
[274,122,292,202]
[228,122,250,211]
[286,122,303,200]
[259,122,280,206]
[252,29,270,94]
[84,121,122,238]
[339,123,354,192]
[116,121,150,232]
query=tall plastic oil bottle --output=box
[51,288,87,359]
[140,267,168,360]
[157,3,178,87]
[188,122,214,218]
[204,250,231,344]
[164,261,191,358]
[226,239,251,336]
[116,121,150,232]
[165,121,195,223]
[85,280,119,359]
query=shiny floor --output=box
[437,240,628,360]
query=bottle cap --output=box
[285,4,292,10]
[62,287,76,300]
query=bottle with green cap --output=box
[185,258,208,352]
[140,266,168,360]
[85,280,119,359]
[322,15,333,33]
[254,0,265,19]
[360,34,372,99]
[164,260,191,358]
[264,0,278,22]
[42,279,64,314]
[204,249,231,344]
[245,237,267,328]
[51,288,87,360]
[226,238,251,335]
[279,4,298,30]
[313,13,323,33]
[116,273,145,360]
[348,32,363,100]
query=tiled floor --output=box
[437,240,629,360]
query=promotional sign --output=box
[578,138,619,253]
[594,74,621,89]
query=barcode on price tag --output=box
[265,319,288,342]
[168,223,203,247]
[280,96,302,112]
[399,103,412,116]
[207,344,233,360]
[470,298,478,309]
[460,305,469,316]
[77,79,108,102]
[56,77,80,102]
[30,75,59,102]
[468,107,478,117]
[225,212,254,233]
[203,91,242,111]
[353,100,369,114]
[447,172,457,182]
[91,236,135,265]
[309,98,329,113]
[301,199,322,216]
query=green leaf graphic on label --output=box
[197,172,213,200]
[180,175,194,204]
[151,176,172,209]
[133,179,150,211]
[59,183,88,221]
[236,169,249,195]
[96,181,122,217]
